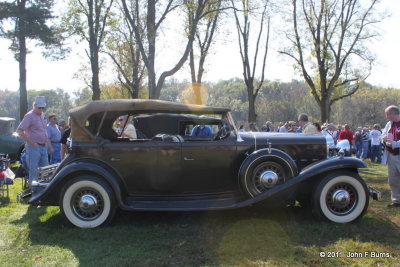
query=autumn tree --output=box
[232,0,271,123]
[64,0,114,100]
[185,0,224,104]
[279,0,381,122]
[0,0,66,119]
[105,1,145,99]
[122,0,223,99]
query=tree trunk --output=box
[147,0,156,99]
[18,0,27,120]
[248,92,257,123]
[320,98,330,123]
[91,50,101,100]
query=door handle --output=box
[110,157,121,161]
[184,157,194,161]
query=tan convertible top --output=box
[69,99,230,142]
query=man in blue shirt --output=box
[190,124,212,137]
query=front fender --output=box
[29,160,127,208]
[235,156,367,208]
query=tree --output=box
[0,0,66,120]
[185,0,224,104]
[64,0,114,100]
[279,0,381,122]
[105,2,145,99]
[122,0,223,99]
[232,0,271,123]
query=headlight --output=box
[324,133,335,158]
[336,139,351,157]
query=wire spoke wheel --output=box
[313,172,369,223]
[61,176,116,228]
[252,161,286,194]
[71,187,105,221]
[325,183,357,216]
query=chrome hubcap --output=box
[253,162,285,193]
[332,190,351,208]
[79,195,98,213]
[72,188,104,221]
[260,171,279,188]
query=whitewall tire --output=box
[60,176,116,228]
[313,172,369,223]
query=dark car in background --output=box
[29,99,379,228]
[0,117,24,162]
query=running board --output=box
[123,197,242,211]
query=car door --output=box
[180,134,237,193]
[102,137,182,195]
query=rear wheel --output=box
[60,176,116,228]
[312,172,369,223]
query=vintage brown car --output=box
[29,99,380,228]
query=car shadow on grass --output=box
[10,202,400,266]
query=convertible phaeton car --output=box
[29,99,380,228]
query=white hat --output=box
[34,96,46,108]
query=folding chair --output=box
[0,154,14,204]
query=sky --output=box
[0,0,399,96]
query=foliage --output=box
[104,1,145,99]
[0,0,68,119]
[280,0,382,122]
[0,89,72,123]
[0,0,66,59]
[63,0,115,100]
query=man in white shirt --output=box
[117,115,137,139]
[369,124,382,163]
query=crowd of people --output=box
[239,114,384,163]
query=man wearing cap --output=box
[298,113,318,133]
[381,105,400,208]
[16,96,53,187]
[47,114,62,164]
[323,123,338,144]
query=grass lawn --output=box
[1,161,399,267]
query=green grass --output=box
[1,161,400,266]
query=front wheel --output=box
[312,172,369,223]
[60,176,116,228]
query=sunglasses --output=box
[38,107,45,110]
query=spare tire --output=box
[239,148,298,197]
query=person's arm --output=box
[46,127,54,154]
[16,128,38,147]
[46,139,54,154]
[61,144,66,160]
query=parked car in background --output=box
[0,117,24,162]
[28,99,380,228]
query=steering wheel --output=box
[215,126,231,140]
